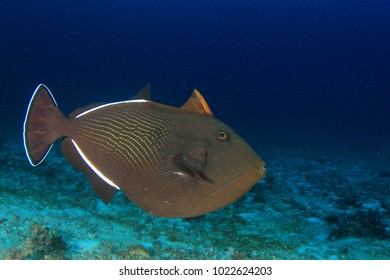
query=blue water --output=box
[1,0,389,259]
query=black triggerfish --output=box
[23,84,266,218]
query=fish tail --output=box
[23,84,67,166]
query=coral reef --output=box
[118,245,151,260]
[1,140,389,259]
[5,222,67,259]
[328,209,388,240]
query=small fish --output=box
[23,84,266,218]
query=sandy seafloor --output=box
[0,136,389,260]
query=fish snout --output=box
[254,157,266,181]
[258,165,266,180]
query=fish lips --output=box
[208,164,266,196]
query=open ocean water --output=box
[0,0,389,260]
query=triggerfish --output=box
[23,84,266,218]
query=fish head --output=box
[200,116,266,193]
[173,113,266,216]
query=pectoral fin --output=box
[172,153,214,183]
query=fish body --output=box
[23,84,265,218]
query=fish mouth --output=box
[208,172,245,195]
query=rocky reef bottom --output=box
[0,138,389,259]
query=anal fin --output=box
[61,138,116,204]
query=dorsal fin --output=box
[133,83,150,100]
[68,84,150,118]
[181,89,213,116]
[69,102,107,118]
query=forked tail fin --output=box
[23,84,67,166]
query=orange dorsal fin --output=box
[181,89,213,116]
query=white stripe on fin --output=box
[71,139,120,190]
[23,84,58,167]
[75,99,149,118]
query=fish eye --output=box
[217,131,230,141]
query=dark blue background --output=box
[2,0,390,148]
